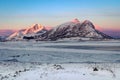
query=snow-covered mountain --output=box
[40,19,112,41]
[7,19,112,41]
[23,24,43,34]
[7,24,51,40]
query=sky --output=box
[0,0,120,31]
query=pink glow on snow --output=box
[71,18,80,23]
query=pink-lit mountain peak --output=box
[31,24,43,30]
[24,24,44,34]
[71,18,80,23]
[82,20,95,29]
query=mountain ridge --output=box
[7,19,113,41]
[38,19,112,41]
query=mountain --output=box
[0,29,16,37]
[7,29,25,40]
[102,29,120,38]
[7,24,51,40]
[0,36,6,42]
[71,18,80,23]
[39,19,112,41]
[23,24,43,34]
[7,19,113,41]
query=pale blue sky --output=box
[0,0,120,30]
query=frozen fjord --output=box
[0,40,120,63]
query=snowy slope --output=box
[0,62,120,80]
[7,29,25,40]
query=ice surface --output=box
[0,40,120,63]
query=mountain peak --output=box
[71,18,80,23]
[31,24,43,30]
[83,20,92,24]
[24,24,44,34]
[82,20,95,29]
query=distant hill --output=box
[0,29,16,37]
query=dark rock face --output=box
[23,36,34,40]
[39,20,112,41]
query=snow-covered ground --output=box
[0,62,120,80]
[0,40,120,80]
